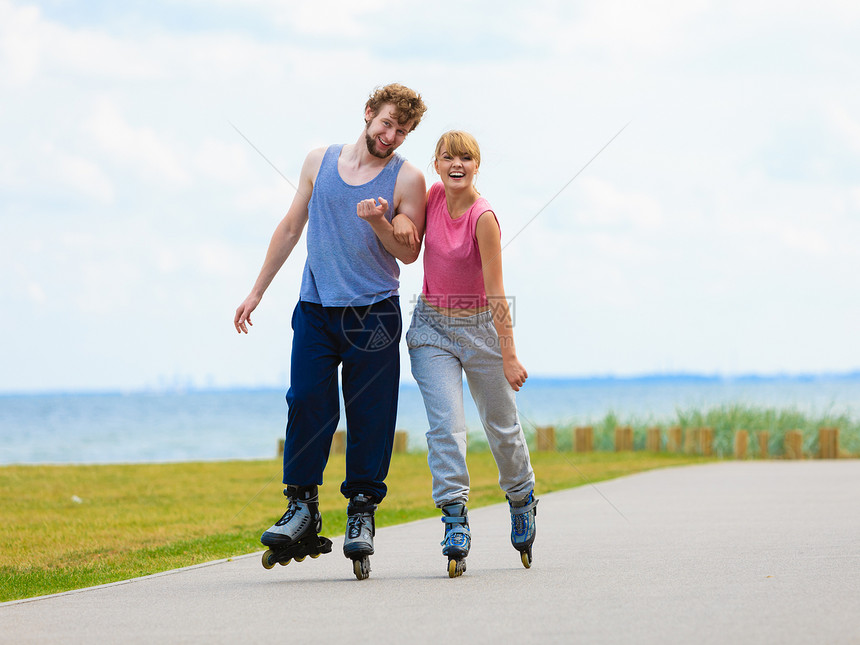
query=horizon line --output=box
[2,369,859,397]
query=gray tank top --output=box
[300,144,405,306]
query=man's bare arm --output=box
[234,149,323,333]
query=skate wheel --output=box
[295,555,306,562]
[262,550,276,570]
[353,557,370,580]
[310,552,320,559]
[279,558,290,566]
[521,550,532,569]
[448,558,466,578]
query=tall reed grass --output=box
[468,404,859,457]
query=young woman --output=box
[393,131,538,577]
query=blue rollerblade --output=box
[440,502,470,578]
[261,485,332,569]
[508,491,538,568]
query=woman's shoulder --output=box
[426,181,446,211]
[429,181,445,198]
[469,196,498,238]
[470,195,495,219]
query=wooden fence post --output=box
[683,427,699,454]
[574,426,593,452]
[646,427,662,452]
[784,430,803,459]
[819,427,839,459]
[393,430,408,454]
[615,426,633,451]
[331,430,346,455]
[700,427,714,456]
[667,426,682,453]
[277,438,285,457]
[734,430,748,459]
[537,426,556,451]
[758,432,769,459]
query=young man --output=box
[234,84,427,578]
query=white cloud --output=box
[51,144,115,204]
[195,240,244,277]
[576,177,665,231]
[827,103,860,155]
[86,98,189,185]
[520,0,709,59]
[27,281,45,304]
[0,1,41,83]
[291,0,388,37]
[3,0,860,391]
[0,0,161,84]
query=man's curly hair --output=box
[365,83,427,132]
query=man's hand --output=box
[357,197,388,223]
[234,293,261,334]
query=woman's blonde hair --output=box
[433,130,481,168]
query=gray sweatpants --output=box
[406,298,535,508]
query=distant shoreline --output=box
[2,370,859,398]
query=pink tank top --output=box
[422,181,500,309]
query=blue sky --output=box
[2,0,859,392]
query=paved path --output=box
[3,461,859,644]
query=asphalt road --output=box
[3,461,859,644]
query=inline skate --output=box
[440,502,470,578]
[508,491,538,568]
[261,485,332,569]
[343,494,376,580]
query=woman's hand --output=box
[503,355,528,392]
[392,213,420,252]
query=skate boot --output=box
[440,502,470,578]
[508,491,538,568]
[260,485,332,569]
[343,494,376,580]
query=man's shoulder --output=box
[301,146,334,182]
[394,159,425,188]
[305,145,331,164]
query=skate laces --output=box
[441,508,470,549]
[347,513,370,538]
[275,501,299,526]
[510,493,535,537]
[513,511,528,535]
[445,528,469,548]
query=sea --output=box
[1,374,859,465]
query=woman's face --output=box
[435,144,479,192]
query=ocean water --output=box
[1,375,858,465]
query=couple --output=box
[234,83,538,579]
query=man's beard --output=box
[365,131,393,159]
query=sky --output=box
[2,0,859,393]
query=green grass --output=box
[0,452,707,602]
[4,401,854,602]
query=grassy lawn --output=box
[0,451,709,602]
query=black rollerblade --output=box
[508,491,538,568]
[261,485,332,569]
[441,502,470,578]
[343,494,376,580]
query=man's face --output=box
[364,104,414,159]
